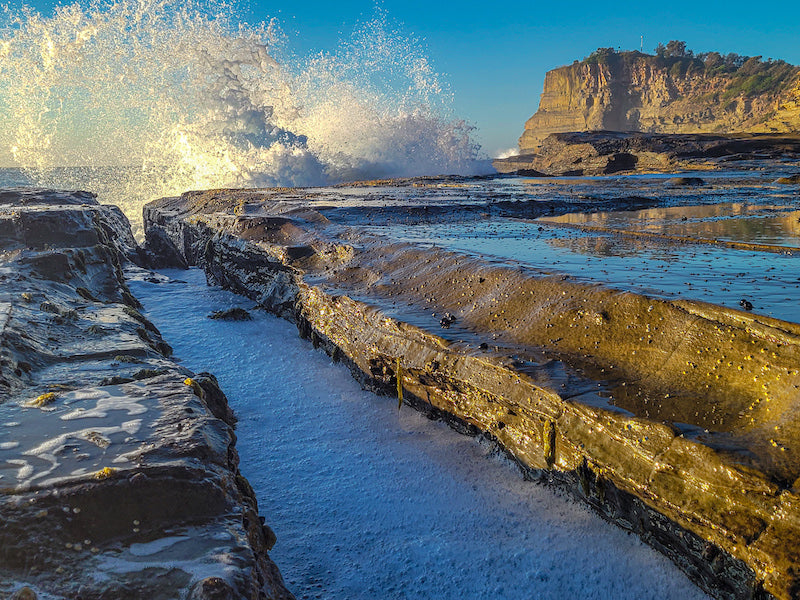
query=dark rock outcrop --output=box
[137,225,190,269]
[493,131,800,175]
[0,189,292,600]
[669,176,706,186]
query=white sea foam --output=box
[0,0,485,234]
[496,146,520,159]
[6,458,34,480]
[129,535,190,557]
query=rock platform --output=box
[493,131,800,176]
[145,186,800,600]
[0,190,293,600]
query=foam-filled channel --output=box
[130,267,708,600]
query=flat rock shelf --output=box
[144,184,800,600]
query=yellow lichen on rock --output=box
[184,376,203,397]
[93,467,117,480]
[28,392,58,407]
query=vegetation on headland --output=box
[580,42,799,99]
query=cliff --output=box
[519,49,800,151]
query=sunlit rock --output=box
[145,183,800,600]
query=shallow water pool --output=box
[366,218,800,323]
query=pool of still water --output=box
[130,268,709,600]
[366,218,800,323]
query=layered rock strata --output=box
[518,54,800,152]
[145,188,800,600]
[0,190,292,600]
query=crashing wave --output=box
[0,0,485,231]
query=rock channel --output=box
[144,187,800,600]
[0,190,293,599]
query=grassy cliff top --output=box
[573,43,799,98]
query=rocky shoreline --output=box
[0,190,292,599]
[142,186,800,600]
[4,183,799,600]
[493,131,800,176]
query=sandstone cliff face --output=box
[520,53,800,151]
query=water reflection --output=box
[538,203,800,248]
[546,235,666,258]
[368,219,800,324]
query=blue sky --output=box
[22,0,800,157]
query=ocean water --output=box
[0,168,35,188]
[130,268,710,600]
[0,0,488,230]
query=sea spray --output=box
[291,11,480,181]
[0,0,483,234]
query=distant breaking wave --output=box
[0,0,485,231]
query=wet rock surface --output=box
[0,190,292,600]
[493,131,800,176]
[146,184,800,600]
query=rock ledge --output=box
[145,186,800,600]
[0,189,293,600]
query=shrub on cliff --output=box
[656,40,692,59]
[578,44,798,97]
[584,47,617,66]
[721,57,797,98]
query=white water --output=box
[0,0,485,231]
[130,268,709,600]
